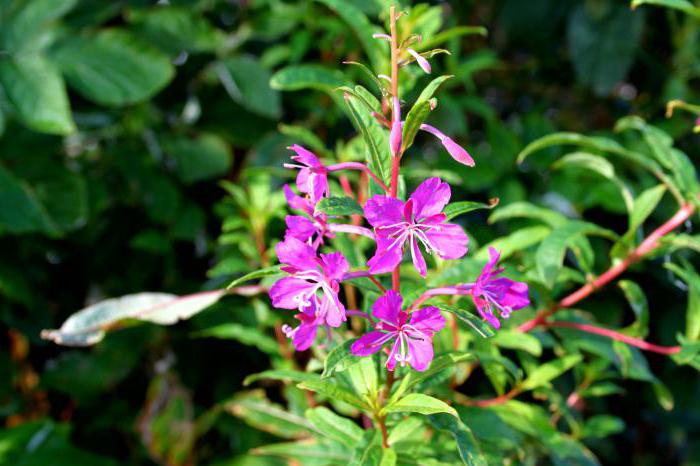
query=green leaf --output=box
[436,304,495,338]
[444,199,498,221]
[631,0,700,17]
[128,6,226,53]
[227,265,283,289]
[51,29,174,106]
[322,339,358,378]
[493,330,542,356]
[629,185,667,233]
[313,0,386,70]
[315,196,363,216]
[428,414,487,466]
[475,225,552,262]
[163,133,232,184]
[489,201,567,226]
[251,439,351,464]
[414,75,453,108]
[418,26,488,50]
[0,0,77,52]
[343,61,386,96]
[567,3,643,95]
[665,262,700,341]
[244,370,321,387]
[225,391,314,439]
[520,354,583,391]
[344,93,392,185]
[346,357,378,404]
[306,407,364,447]
[193,323,279,355]
[536,220,616,288]
[580,415,625,439]
[0,54,74,134]
[271,64,349,92]
[298,379,368,410]
[0,165,57,235]
[382,393,457,417]
[401,100,432,152]
[41,290,225,346]
[217,55,281,119]
[553,152,633,212]
[390,352,474,403]
[618,280,649,338]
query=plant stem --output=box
[388,5,401,292]
[518,199,697,332]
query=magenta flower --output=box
[420,124,474,167]
[284,144,329,202]
[281,299,324,351]
[365,177,469,277]
[283,184,331,244]
[390,97,402,156]
[351,290,445,371]
[470,247,530,329]
[269,236,349,327]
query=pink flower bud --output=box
[390,97,402,156]
[407,48,431,74]
[420,124,474,167]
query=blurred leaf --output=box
[251,439,351,465]
[244,369,322,386]
[271,64,348,92]
[418,26,488,50]
[0,165,57,235]
[193,323,279,355]
[618,280,649,338]
[227,265,283,289]
[41,290,225,346]
[306,407,364,447]
[665,262,700,341]
[493,330,542,356]
[381,393,457,417]
[444,199,498,220]
[567,3,643,95]
[0,0,77,52]
[428,413,487,466]
[580,415,625,439]
[218,56,281,119]
[298,379,368,409]
[51,29,174,106]
[322,339,358,378]
[520,354,582,391]
[631,0,700,17]
[225,390,313,439]
[316,196,363,216]
[163,133,232,184]
[0,54,74,134]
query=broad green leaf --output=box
[271,65,349,92]
[0,165,57,235]
[244,370,321,387]
[315,196,363,216]
[618,280,649,338]
[381,393,457,417]
[665,262,700,341]
[536,220,616,288]
[322,339,358,378]
[520,354,582,391]
[428,414,487,466]
[349,430,384,466]
[298,379,368,410]
[629,185,667,232]
[313,0,386,70]
[443,199,498,220]
[580,415,625,439]
[567,3,643,95]
[192,323,279,355]
[489,201,567,226]
[129,6,226,53]
[436,304,495,338]
[401,100,432,152]
[493,330,542,356]
[0,0,77,52]
[217,55,281,119]
[227,265,283,289]
[41,290,225,346]
[163,133,232,184]
[51,29,174,106]
[0,54,74,134]
[631,0,700,17]
[553,152,633,212]
[475,225,552,262]
[346,357,378,405]
[225,391,314,439]
[306,407,364,447]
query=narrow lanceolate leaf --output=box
[298,379,368,409]
[437,304,495,338]
[41,290,225,346]
[192,323,279,355]
[444,199,499,221]
[315,197,363,216]
[225,391,314,439]
[390,352,474,403]
[618,280,649,338]
[322,339,357,378]
[418,26,488,50]
[244,369,321,387]
[414,75,453,108]
[346,358,379,404]
[306,407,364,448]
[344,94,391,185]
[401,100,432,152]
[381,393,457,417]
[520,354,583,391]
[428,414,487,466]
[226,265,283,289]
[665,262,700,341]
[270,64,349,108]
[343,61,386,95]
[629,185,666,233]
[536,221,616,288]
[51,30,175,106]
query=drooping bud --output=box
[390,97,402,156]
[407,48,431,74]
[420,124,474,167]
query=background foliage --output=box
[1,0,700,465]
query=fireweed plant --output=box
[40,3,700,465]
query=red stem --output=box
[544,321,680,355]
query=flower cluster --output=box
[268,25,530,372]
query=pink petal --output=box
[423,223,469,260]
[367,235,405,274]
[285,215,317,241]
[409,177,451,220]
[320,251,349,281]
[352,331,395,356]
[269,277,317,309]
[407,48,431,74]
[288,144,322,168]
[410,236,428,277]
[372,290,403,326]
[364,195,404,228]
[292,320,319,351]
[319,292,346,328]
[275,236,318,271]
[406,336,434,372]
[410,306,445,334]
